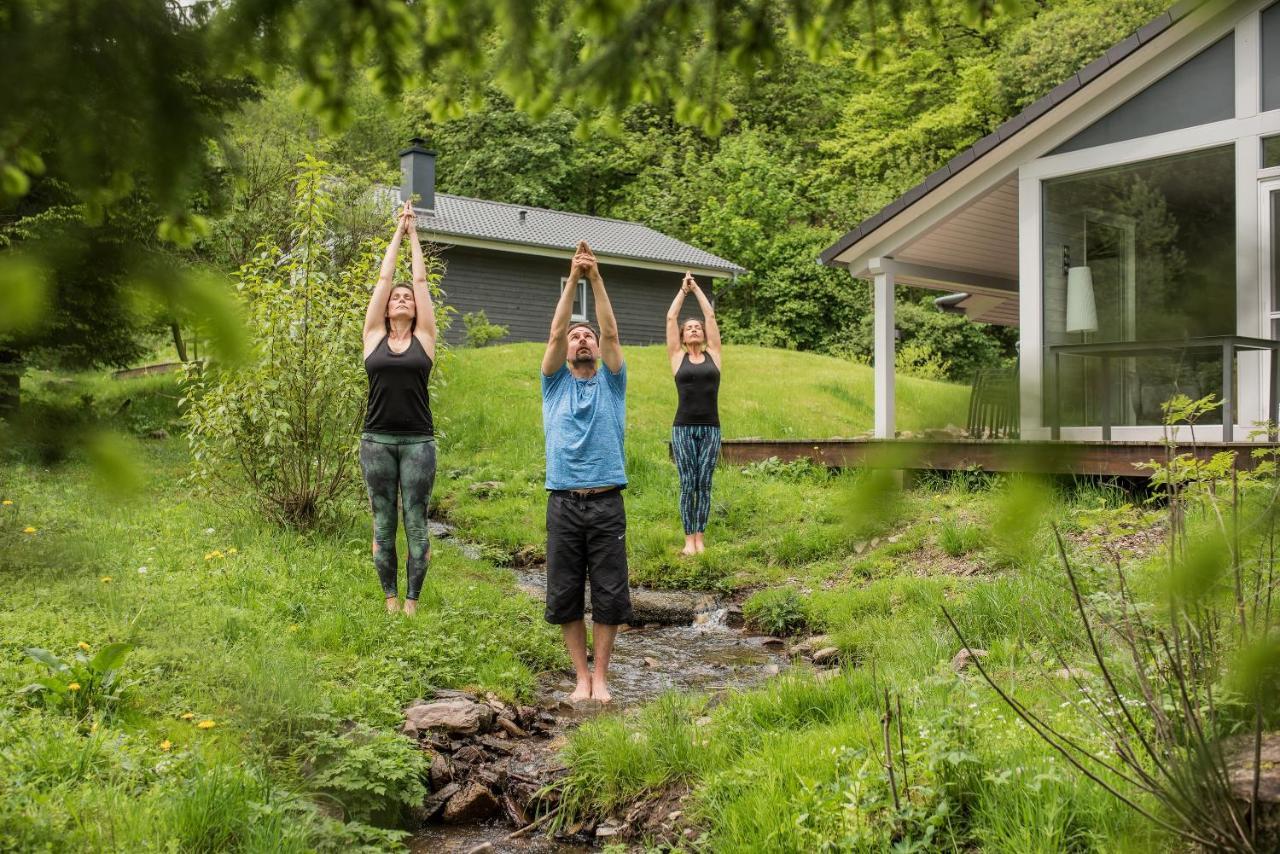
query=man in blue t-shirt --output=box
[541,240,631,705]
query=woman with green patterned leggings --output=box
[360,200,439,615]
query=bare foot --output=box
[694,541,706,553]
[680,547,697,557]
[385,596,400,614]
[403,599,417,616]
[568,678,592,702]
[591,678,612,704]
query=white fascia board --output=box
[837,0,1247,274]
[416,231,739,279]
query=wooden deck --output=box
[718,438,1279,478]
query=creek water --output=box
[411,522,789,851]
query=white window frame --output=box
[1017,5,1280,441]
[561,276,589,321]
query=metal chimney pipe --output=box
[399,137,437,211]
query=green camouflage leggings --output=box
[359,433,436,600]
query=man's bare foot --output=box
[568,679,592,702]
[385,596,400,614]
[591,678,612,704]
[681,535,697,556]
[680,546,697,556]
[403,599,417,616]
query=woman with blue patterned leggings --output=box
[666,273,722,556]
[359,200,440,615]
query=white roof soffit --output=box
[834,0,1241,277]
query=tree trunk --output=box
[171,320,188,362]
[0,349,21,418]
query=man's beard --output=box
[570,350,596,366]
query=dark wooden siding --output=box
[435,245,718,346]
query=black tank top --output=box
[673,352,720,427]
[363,334,434,434]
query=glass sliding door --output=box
[1042,145,1236,428]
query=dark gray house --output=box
[397,140,746,345]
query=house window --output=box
[1264,2,1280,112]
[561,276,589,321]
[1265,135,1280,169]
[1041,145,1236,428]
[1051,36,1234,155]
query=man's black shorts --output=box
[545,489,632,625]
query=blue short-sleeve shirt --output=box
[542,362,627,490]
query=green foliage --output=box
[18,643,133,719]
[461,310,509,348]
[183,156,411,528]
[296,724,428,827]
[938,519,986,557]
[743,587,809,636]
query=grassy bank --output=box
[0,371,559,850]
[434,342,970,590]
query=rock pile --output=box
[403,690,564,828]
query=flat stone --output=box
[760,637,786,649]
[420,782,461,820]
[644,656,662,669]
[792,634,831,658]
[403,699,495,736]
[429,753,453,790]
[630,588,718,625]
[453,745,486,765]
[1225,733,1280,803]
[812,647,841,666]
[724,604,746,628]
[595,822,623,838]
[478,735,514,754]
[496,716,529,738]
[443,782,501,823]
[950,648,990,673]
[465,844,495,854]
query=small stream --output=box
[413,522,790,851]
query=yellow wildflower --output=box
[196,720,216,729]
[160,739,172,752]
[203,552,213,560]
[227,547,238,555]
[2,499,13,505]
[210,550,223,559]
[77,641,91,652]
[287,623,299,632]
[68,682,81,692]
[90,721,99,733]
[100,576,112,584]
[22,526,36,534]
[180,712,195,720]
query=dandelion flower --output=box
[100,576,112,583]
[227,547,238,555]
[288,624,299,632]
[68,682,81,692]
[180,712,195,720]
[197,720,216,729]
[78,641,91,651]
[22,526,36,534]
[2,499,13,506]
[203,553,213,561]
[160,739,172,752]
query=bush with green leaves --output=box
[743,587,809,636]
[19,642,132,718]
[184,156,446,528]
[461,309,509,348]
[296,724,428,827]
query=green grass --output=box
[0,372,561,850]
[434,343,970,589]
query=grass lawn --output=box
[0,346,1180,851]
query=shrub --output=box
[19,643,132,719]
[743,587,808,636]
[296,724,428,827]
[184,156,446,528]
[461,310,508,348]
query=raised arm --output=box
[666,280,690,369]
[364,200,409,344]
[689,276,721,365]
[405,210,438,361]
[580,244,622,374]
[542,242,585,376]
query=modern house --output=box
[819,0,1280,449]
[397,141,745,345]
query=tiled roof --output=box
[818,0,1201,268]
[414,193,746,276]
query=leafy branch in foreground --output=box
[944,395,1280,852]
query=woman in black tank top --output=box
[666,273,722,556]
[358,200,440,615]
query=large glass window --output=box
[1264,2,1280,112]
[1042,146,1236,428]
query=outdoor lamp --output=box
[1065,265,1098,333]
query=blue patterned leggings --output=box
[672,425,722,535]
